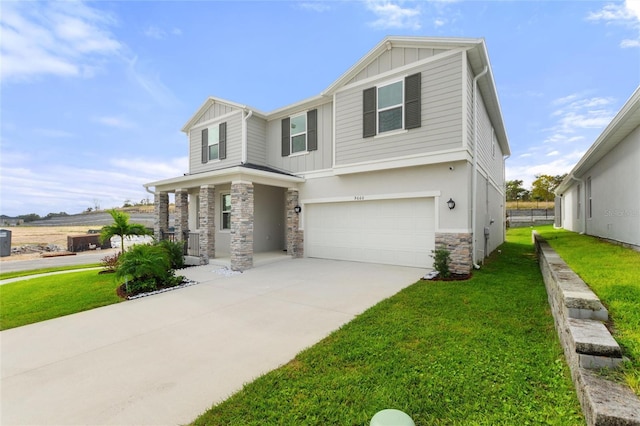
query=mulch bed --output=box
[424,273,472,281]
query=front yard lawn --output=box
[535,225,640,397]
[0,270,122,330]
[191,229,583,425]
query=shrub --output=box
[116,244,170,294]
[431,248,451,278]
[155,239,185,269]
[100,252,120,273]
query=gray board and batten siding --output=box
[189,110,243,174]
[335,51,464,166]
[265,102,334,174]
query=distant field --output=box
[7,226,103,247]
[506,200,554,210]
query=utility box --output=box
[0,229,11,257]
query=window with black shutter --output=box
[362,72,421,137]
[201,122,226,162]
[282,109,317,156]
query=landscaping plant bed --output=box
[116,278,197,300]
[428,273,472,281]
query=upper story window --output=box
[281,109,318,157]
[363,72,421,138]
[201,122,227,163]
[290,113,307,154]
[378,80,404,133]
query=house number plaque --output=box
[353,196,365,201]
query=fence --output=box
[161,230,200,257]
[507,209,555,228]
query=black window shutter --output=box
[201,128,208,163]
[281,117,290,157]
[363,87,377,138]
[307,109,317,151]
[404,72,422,130]
[219,122,227,159]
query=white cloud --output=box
[544,94,615,144]
[33,128,75,138]
[0,1,122,82]
[93,116,135,129]
[587,0,640,48]
[506,151,586,189]
[144,26,166,39]
[547,150,560,156]
[143,26,182,39]
[366,1,422,30]
[0,155,188,216]
[126,56,180,108]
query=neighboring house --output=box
[555,86,640,249]
[144,36,511,272]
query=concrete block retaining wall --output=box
[533,231,640,425]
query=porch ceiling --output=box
[144,165,305,193]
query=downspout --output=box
[472,66,488,269]
[241,109,253,164]
[144,184,155,195]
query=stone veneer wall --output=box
[230,182,253,271]
[198,185,215,263]
[154,191,169,241]
[286,189,303,258]
[175,189,189,242]
[434,232,472,274]
[534,231,640,425]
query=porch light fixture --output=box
[294,205,302,214]
[447,198,456,210]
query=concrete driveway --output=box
[1,258,422,425]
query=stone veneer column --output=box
[434,232,473,275]
[154,191,169,241]
[198,185,215,263]
[286,188,303,258]
[230,182,253,271]
[174,189,189,242]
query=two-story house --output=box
[144,36,510,273]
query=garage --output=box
[305,197,435,268]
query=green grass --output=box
[191,230,583,425]
[533,225,640,397]
[0,270,122,330]
[0,263,102,280]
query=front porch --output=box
[145,165,305,272]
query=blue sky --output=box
[1,0,639,217]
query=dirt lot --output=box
[6,226,103,247]
[1,226,106,262]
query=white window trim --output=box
[221,192,231,231]
[290,112,307,155]
[208,125,220,161]
[377,78,404,134]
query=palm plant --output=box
[100,209,151,253]
[115,244,170,294]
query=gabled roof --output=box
[556,86,640,194]
[181,36,510,156]
[181,97,267,133]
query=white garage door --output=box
[305,198,435,268]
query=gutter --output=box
[241,109,253,164]
[472,66,488,269]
